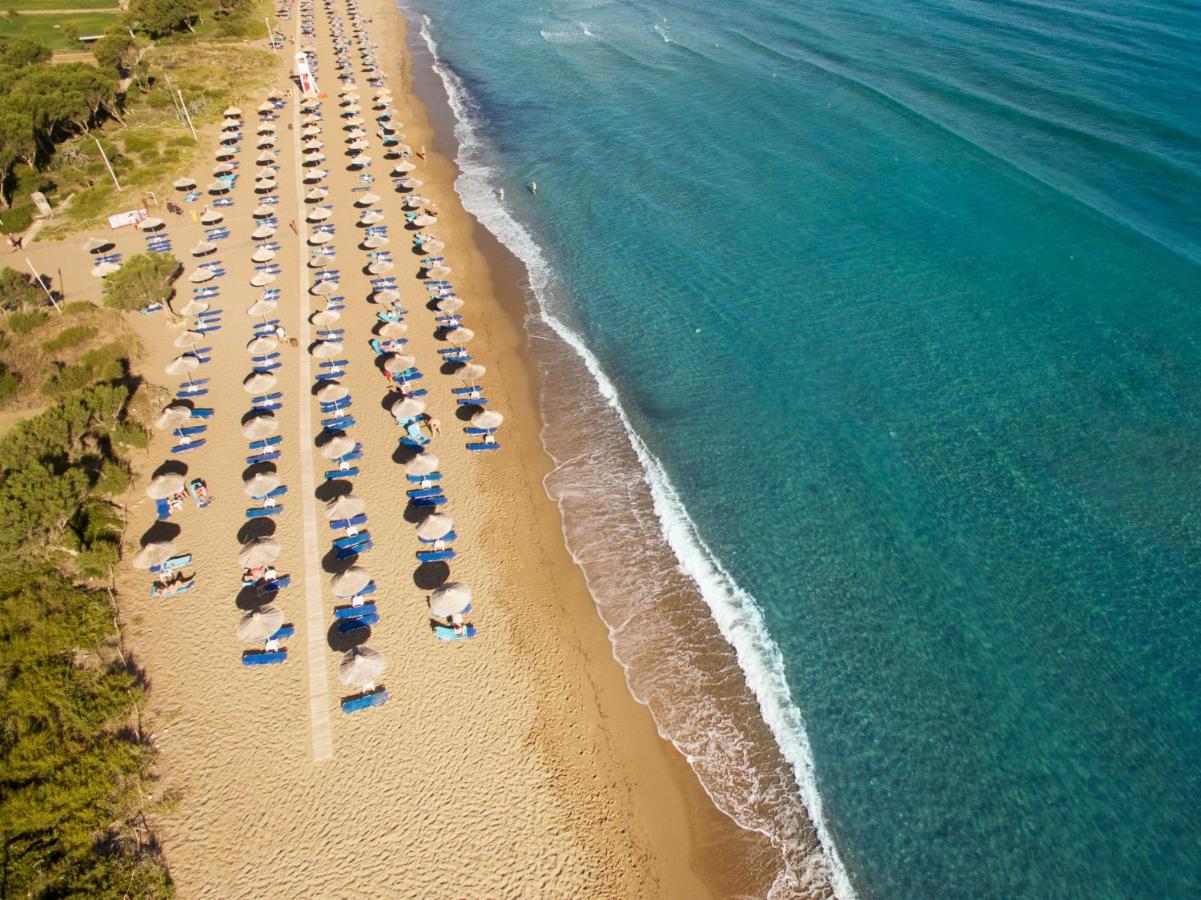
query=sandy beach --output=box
[6,0,784,894]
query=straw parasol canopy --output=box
[173,330,205,348]
[207,181,230,194]
[308,231,333,245]
[472,409,505,429]
[324,494,364,519]
[302,169,329,183]
[165,355,200,376]
[339,646,384,687]
[177,299,209,317]
[390,396,425,418]
[91,261,121,277]
[258,123,278,135]
[243,472,280,497]
[413,214,437,227]
[426,265,451,279]
[215,147,235,160]
[305,187,329,201]
[173,177,196,190]
[402,195,426,209]
[348,139,370,151]
[82,236,111,253]
[243,371,277,392]
[457,363,486,382]
[316,383,349,403]
[255,180,278,193]
[429,582,472,617]
[247,298,278,317]
[191,240,217,256]
[378,320,407,338]
[312,341,344,358]
[251,225,277,241]
[145,473,185,499]
[156,403,190,427]
[200,210,223,225]
[187,269,215,284]
[383,354,416,373]
[253,204,275,218]
[132,542,176,570]
[416,513,453,542]
[250,272,277,287]
[257,100,274,113]
[362,236,389,249]
[310,280,338,296]
[359,211,384,225]
[373,288,400,304]
[224,106,242,117]
[436,298,465,315]
[311,309,340,325]
[247,335,278,354]
[238,538,281,567]
[241,415,278,440]
[391,162,415,175]
[331,566,371,597]
[212,162,234,174]
[355,193,380,207]
[251,247,276,263]
[320,435,356,460]
[237,606,284,643]
[446,327,475,345]
[256,151,275,164]
[367,261,395,275]
[422,239,445,254]
[405,453,440,477]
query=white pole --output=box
[266,17,276,49]
[92,136,122,191]
[177,90,199,142]
[25,258,61,313]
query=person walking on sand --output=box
[497,186,504,203]
[417,146,426,159]
[289,219,297,234]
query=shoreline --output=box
[58,0,780,894]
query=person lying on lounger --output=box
[421,414,441,437]
[243,566,265,585]
[449,612,466,636]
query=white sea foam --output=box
[411,10,855,898]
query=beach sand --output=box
[14,0,789,894]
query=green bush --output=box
[64,301,96,315]
[0,367,20,405]
[94,460,130,495]
[101,253,178,312]
[0,204,34,235]
[42,325,97,354]
[112,420,148,448]
[0,268,44,312]
[6,310,48,335]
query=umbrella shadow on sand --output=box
[321,547,360,576]
[152,459,189,479]
[234,583,270,612]
[315,479,352,504]
[138,521,180,547]
[413,561,449,591]
[326,619,372,653]
[391,441,420,467]
[237,518,276,545]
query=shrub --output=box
[0,204,34,235]
[101,253,178,312]
[5,310,48,335]
[0,367,20,405]
[112,420,148,448]
[94,460,130,496]
[0,268,44,313]
[42,325,97,354]
[64,301,96,315]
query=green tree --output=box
[101,252,178,311]
[0,38,51,69]
[0,266,42,312]
[130,0,199,37]
[92,32,141,77]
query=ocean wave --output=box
[539,22,597,44]
[409,8,855,897]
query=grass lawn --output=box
[0,11,120,47]
[0,0,117,10]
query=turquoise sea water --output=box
[401,0,1201,895]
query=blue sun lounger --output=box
[177,385,208,399]
[341,689,388,714]
[257,575,292,596]
[189,408,215,419]
[333,531,371,551]
[329,513,368,532]
[409,495,447,508]
[242,649,287,666]
[319,359,349,369]
[401,436,429,449]
[417,548,455,563]
[467,442,501,452]
[419,530,457,546]
[334,601,377,621]
[406,487,443,500]
[320,398,353,414]
[336,541,372,560]
[155,498,172,520]
[322,415,355,432]
[325,467,360,480]
[248,435,283,451]
[268,624,295,641]
[315,370,345,382]
[246,450,281,465]
[246,504,283,518]
[171,440,206,454]
[148,553,192,575]
[251,485,287,502]
[174,425,207,438]
[336,611,380,634]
